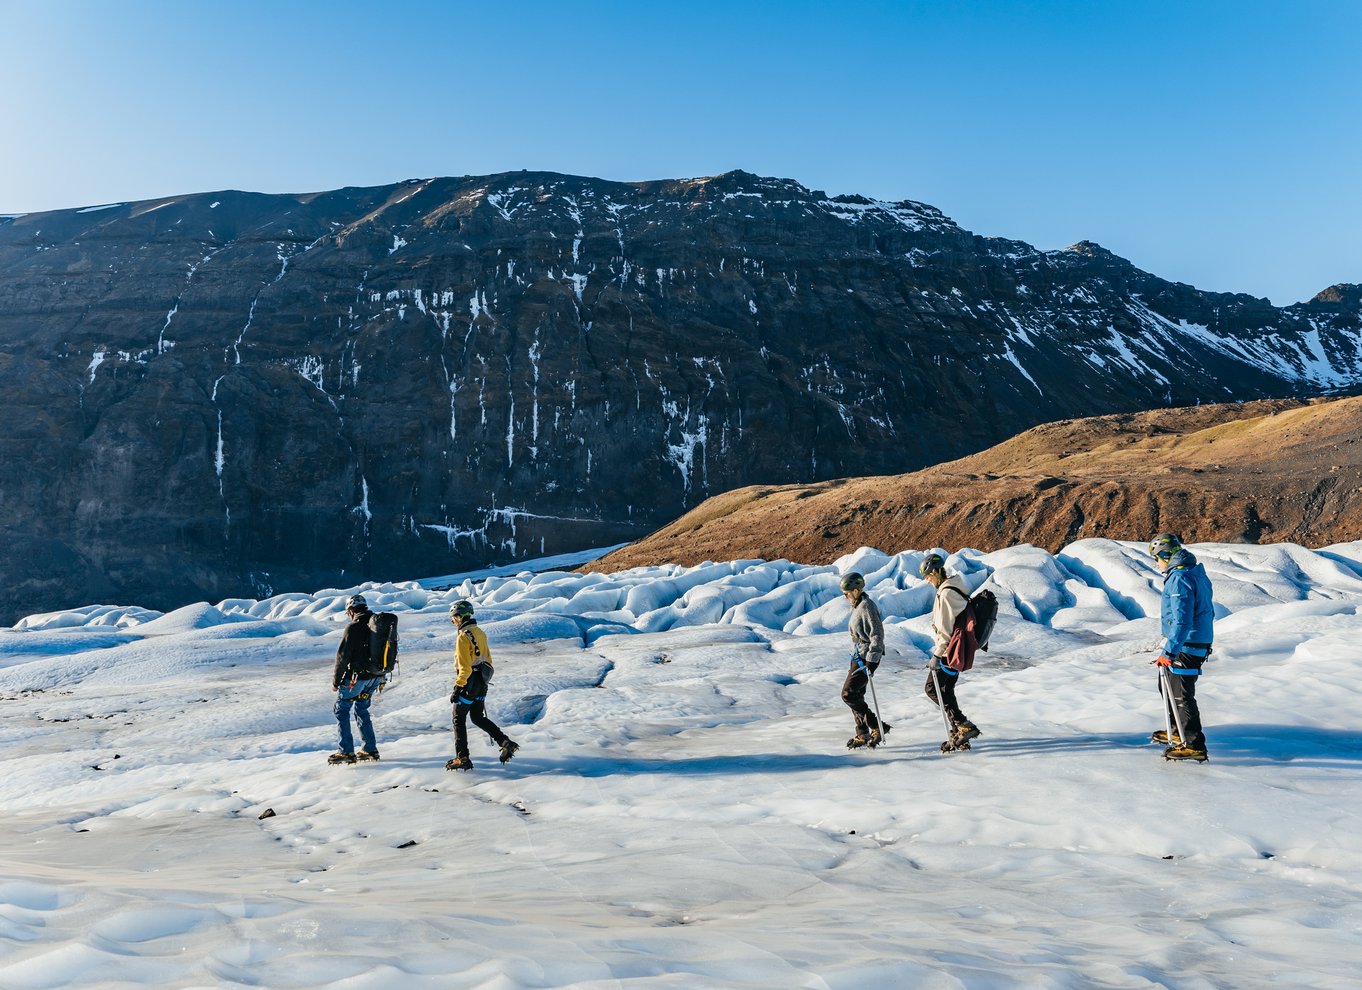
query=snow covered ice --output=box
[1,538,1360,988]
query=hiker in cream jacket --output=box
[921,553,980,745]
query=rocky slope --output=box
[590,396,1362,570]
[1,171,1360,621]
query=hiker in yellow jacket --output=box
[446,600,519,771]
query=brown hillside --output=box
[591,396,1362,570]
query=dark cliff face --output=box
[1,170,1359,622]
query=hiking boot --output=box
[327,751,356,765]
[499,739,520,764]
[867,723,891,748]
[940,737,971,753]
[1163,744,1208,763]
[356,750,381,762]
[445,756,473,771]
[1150,729,1181,745]
[952,721,981,743]
[846,734,869,750]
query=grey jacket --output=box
[849,595,885,664]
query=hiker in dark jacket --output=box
[840,572,889,749]
[329,594,382,765]
[1150,534,1214,762]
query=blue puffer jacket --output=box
[1160,548,1215,674]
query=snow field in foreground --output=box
[1,538,1360,988]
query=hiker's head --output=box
[840,572,865,602]
[450,599,475,625]
[1148,533,1183,570]
[345,594,369,616]
[919,552,947,586]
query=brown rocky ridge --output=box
[590,395,1362,569]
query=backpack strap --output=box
[461,627,482,659]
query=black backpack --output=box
[946,586,1000,659]
[971,589,999,652]
[368,612,399,680]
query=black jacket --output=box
[333,611,375,687]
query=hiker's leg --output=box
[452,701,472,760]
[1166,672,1205,750]
[353,679,379,754]
[841,660,871,732]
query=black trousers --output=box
[453,664,507,759]
[1160,668,1205,750]
[924,661,968,728]
[841,657,881,733]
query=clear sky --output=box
[2,0,1358,304]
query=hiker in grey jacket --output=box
[840,572,889,748]
[920,553,980,747]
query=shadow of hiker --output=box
[553,750,924,778]
[975,733,1142,758]
[1202,723,1362,767]
[971,724,1362,768]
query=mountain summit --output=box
[1,171,1358,620]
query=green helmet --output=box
[839,572,865,592]
[919,553,946,577]
[449,599,475,621]
[1148,533,1183,561]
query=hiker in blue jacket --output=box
[1149,534,1214,762]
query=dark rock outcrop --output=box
[1,171,1359,622]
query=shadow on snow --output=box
[968,724,1362,767]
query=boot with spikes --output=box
[952,720,981,744]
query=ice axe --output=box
[862,656,885,748]
[1158,664,1189,749]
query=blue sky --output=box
[1,0,1358,304]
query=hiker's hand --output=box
[1155,655,1172,667]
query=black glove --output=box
[450,690,458,703]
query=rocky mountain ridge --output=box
[591,395,1362,572]
[1,170,1359,622]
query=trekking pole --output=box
[859,656,885,748]
[930,666,954,740]
[1160,665,1189,748]
[1158,666,1174,743]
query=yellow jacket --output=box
[454,621,492,687]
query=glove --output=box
[1155,655,1172,667]
[449,690,458,703]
